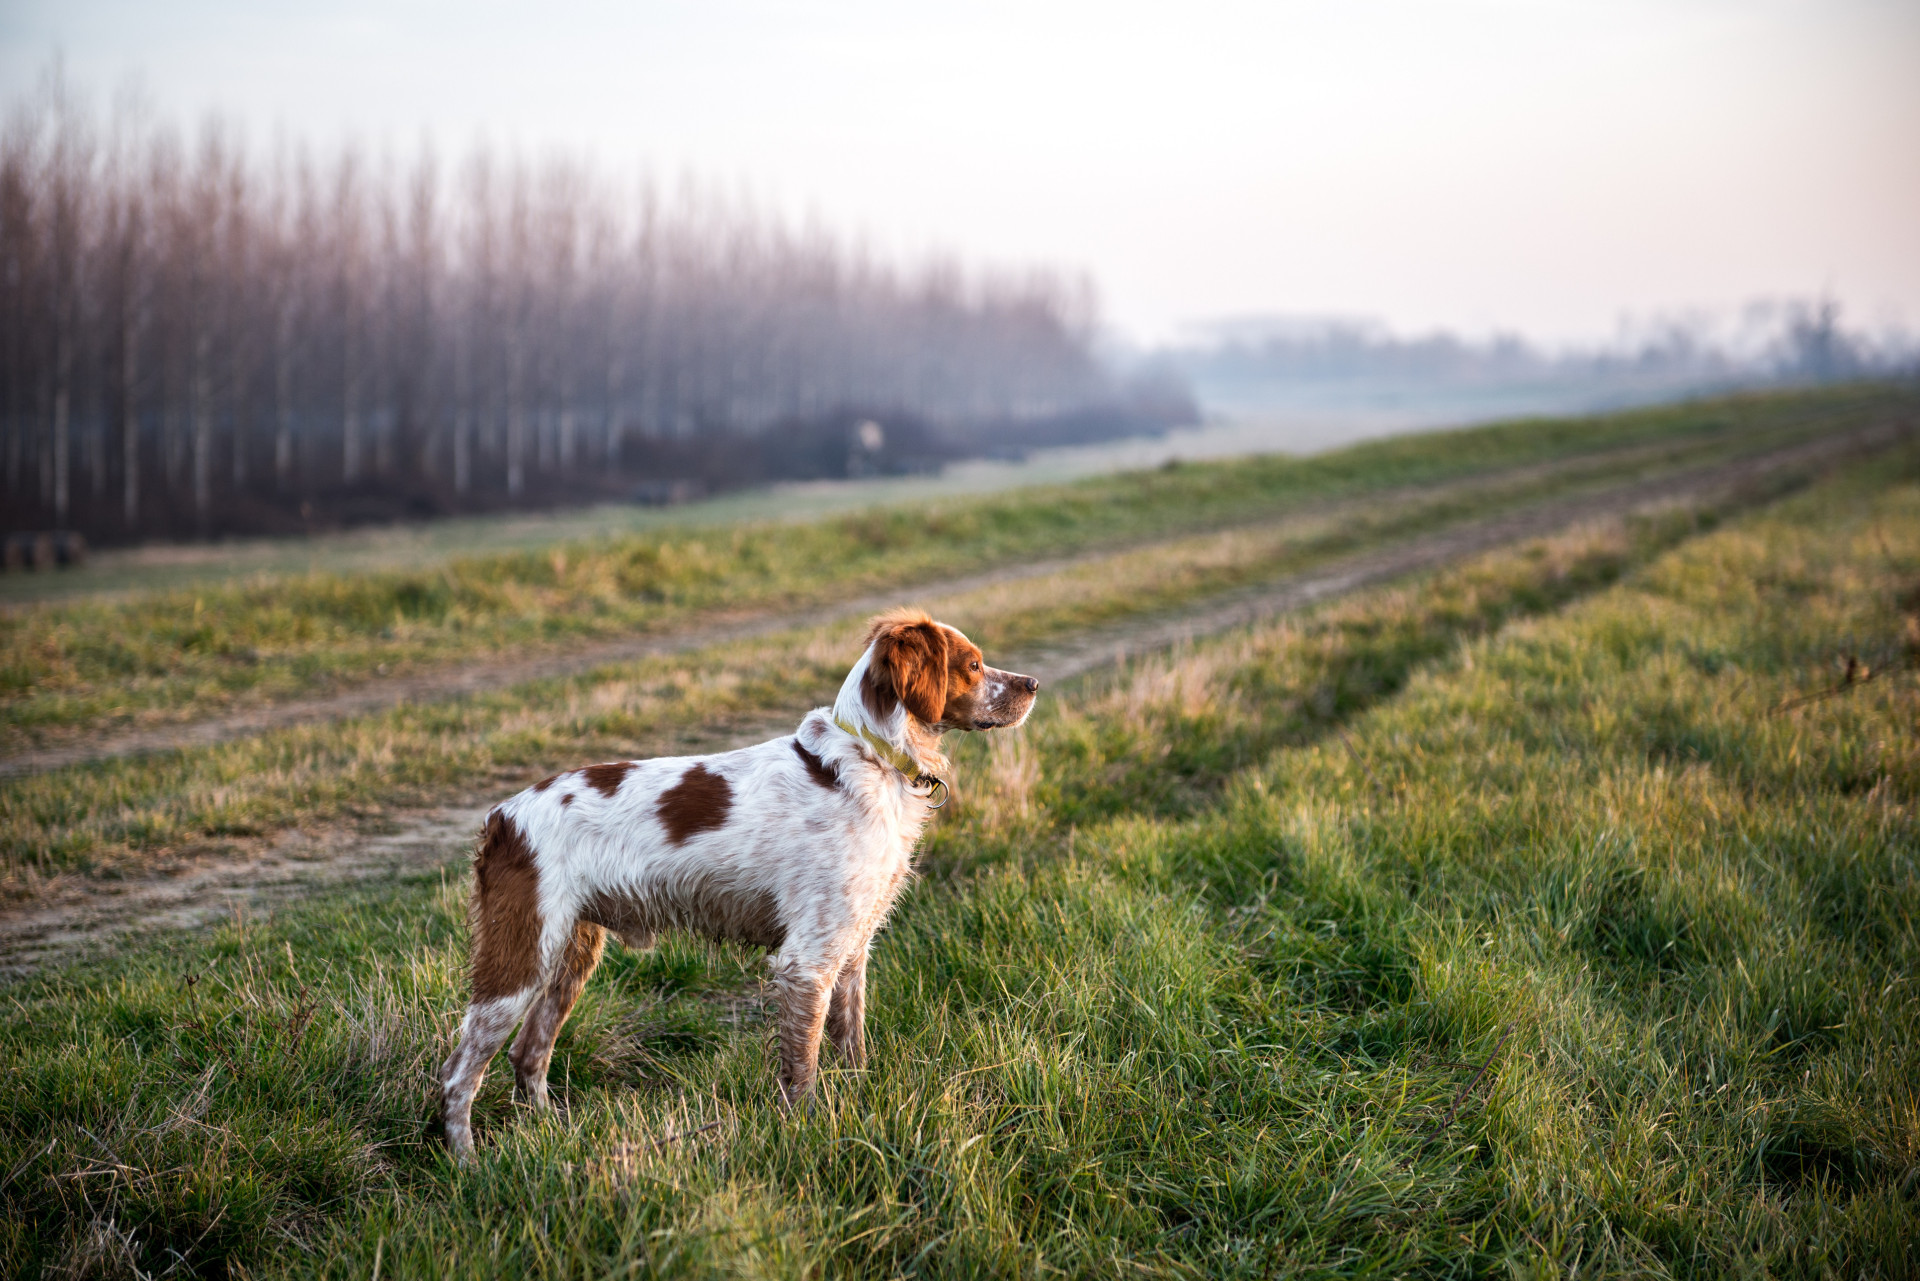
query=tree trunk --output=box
[231,332,248,487]
[453,406,471,494]
[506,331,525,496]
[51,382,69,525]
[88,415,105,499]
[604,353,623,467]
[122,310,139,526]
[342,328,361,484]
[451,318,471,494]
[51,326,70,525]
[193,328,213,536]
[274,303,294,490]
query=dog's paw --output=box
[776,1080,818,1115]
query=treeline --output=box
[2,74,1187,542]
[1171,303,1917,418]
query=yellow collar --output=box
[832,714,950,808]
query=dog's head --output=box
[862,609,1039,732]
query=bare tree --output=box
[42,68,93,529]
[0,69,1145,542]
[334,148,366,486]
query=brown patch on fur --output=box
[559,792,573,805]
[930,625,986,721]
[928,623,1038,733]
[532,773,561,792]
[866,609,950,724]
[941,627,984,689]
[792,740,840,791]
[860,665,897,723]
[582,879,785,949]
[656,763,733,844]
[580,760,633,799]
[562,918,608,972]
[469,811,543,1001]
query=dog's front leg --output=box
[825,949,868,1068]
[773,956,838,1107]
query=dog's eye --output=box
[969,660,980,671]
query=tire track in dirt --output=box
[0,426,1873,781]
[0,422,1904,975]
[1011,425,1895,685]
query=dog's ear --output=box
[867,613,949,724]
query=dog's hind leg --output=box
[508,921,606,1112]
[440,988,537,1164]
[441,810,549,1163]
[825,948,868,1068]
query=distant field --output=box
[0,388,1692,608]
[1,440,1913,1277]
[3,384,1908,756]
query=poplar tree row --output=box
[2,77,1113,539]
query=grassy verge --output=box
[5,383,1907,748]
[5,448,1914,1276]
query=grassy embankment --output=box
[3,387,1908,884]
[2,443,1914,1276]
[4,384,1904,751]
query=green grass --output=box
[4,446,1914,1277]
[5,383,1907,749]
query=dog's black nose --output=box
[1019,675,1039,693]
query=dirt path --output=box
[0,806,490,978]
[1,425,1894,782]
[0,422,1902,976]
[1009,427,1881,685]
[5,465,1558,778]
[0,566,1080,780]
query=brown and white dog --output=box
[438,609,1039,1161]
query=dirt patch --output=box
[0,806,488,979]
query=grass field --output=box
[1,416,1914,1276]
[4,384,1902,751]
[0,455,1754,884]
[3,386,1911,890]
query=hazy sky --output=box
[3,0,1916,345]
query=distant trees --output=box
[1171,305,1916,421]
[1,70,1151,541]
